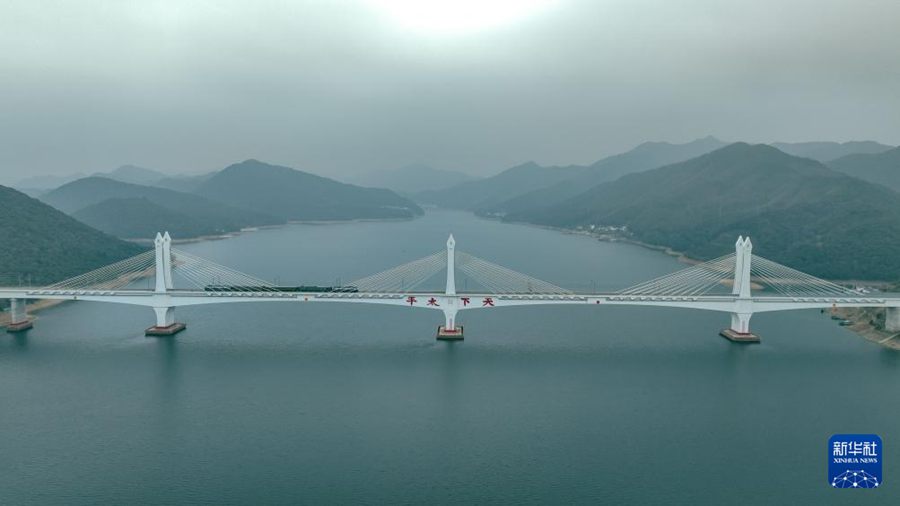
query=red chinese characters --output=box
[406,296,417,306]
[427,297,440,307]
[482,297,494,307]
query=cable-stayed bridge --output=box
[3,233,899,341]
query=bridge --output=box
[3,233,900,342]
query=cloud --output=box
[1,0,899,183]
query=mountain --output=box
[588,136,729,182]
[98,165,168,186]
[12,165,167,193]
[483,136,728,216]
[771,141,893,162]
[0,185,145,286]
[510,143,900,280]
[13,173,87,194]
[828,147,900,192]
[153,172,215,193]
[193,159,423,221]
[41,177,282,239]
[419,137,727,213]
[353,164,477,194]
[415,162,589,210]
[72,198,244,239]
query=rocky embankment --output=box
[832,307,900,350]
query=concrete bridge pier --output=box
[885,307,900,332]
[6,298,33,333]
[720,312,760,343]
[437,307,463,340]
[145,306,186,337]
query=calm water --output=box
[1,210,897,505]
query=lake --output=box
[1,210,897,504]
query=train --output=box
[203,285,359,293]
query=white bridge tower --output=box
[147,232,186,336]
[721,236,759,342]
[437,234,463,340]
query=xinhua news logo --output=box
[829,434,882,489]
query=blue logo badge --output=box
[829,434,882,489]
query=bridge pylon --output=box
[437,234,463,341]
[721,236,759,343]
[146,232,186,336]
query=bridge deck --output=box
[2,286,894,306]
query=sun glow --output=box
[366,0,558,34]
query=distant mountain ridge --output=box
[194,159,423,221]
[153,172,215,193]
[13,173,86,194]
[415,136,729,215]
[509,143,900,280]
[588,136,728,182]
[413,138,897,228]
[828,147,900,192]
[353,164,477,194]
[98,165,168,186]
[415,161,588,211]
[482,136,729,216]
[41,177,283,239]
[13,165,169,192]
[771,141,893,162]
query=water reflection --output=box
[437,339,462,420]
[154,336,182,419]
[878,346,900,367]
[10,331,29,350]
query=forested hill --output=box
[0,185,145,286]
[828,147,900,192]
[41,177,282,239]
[194,159,423,221]
[353,164,476,194]
[508,143,900,281]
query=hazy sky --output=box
[2,0,899,183]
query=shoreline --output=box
[829,307,900,350]
[484,214,722,266]
[126,216,419,245]
[496,215,897,285]
[489,214,899,349]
